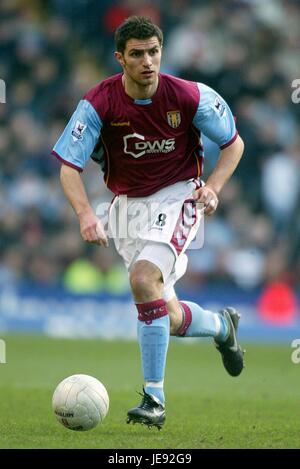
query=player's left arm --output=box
[192,83,244,215]
[197,135,244,215]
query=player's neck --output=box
[122,74,159,100]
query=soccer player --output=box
[52,16,245,430]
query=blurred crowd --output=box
[0,0,299,294]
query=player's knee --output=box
[130,273,152,297]
[129,260,162,299]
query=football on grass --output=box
[52,374,109,431]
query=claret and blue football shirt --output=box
[52,73,238,197]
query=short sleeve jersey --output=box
[52,73,237,197]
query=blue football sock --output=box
[137,315,170,405]
[180,301,229,340]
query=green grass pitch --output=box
[0,335,299,448]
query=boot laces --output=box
[138,392,156,410]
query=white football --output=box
[52,374,109,431]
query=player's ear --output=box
[114,51,125,67]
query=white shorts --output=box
[108,179,203,301]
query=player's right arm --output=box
[60,164,108,247]
[52,99,108,246]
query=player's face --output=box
[116,37,162,88]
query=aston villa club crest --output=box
[167,110,181,128]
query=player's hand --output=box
[193,185,219,216]
[79,211,109,247]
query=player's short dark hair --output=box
[115,16,163,54]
